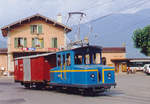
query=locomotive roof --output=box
[55,45,102,53]
[14,45,102,60]
[72,45,102,51]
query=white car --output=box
[143,64,150,75]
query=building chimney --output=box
[57,13,62,23]
[84,36,89,43]
[122,42,126,47]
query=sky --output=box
[1,0,150,41]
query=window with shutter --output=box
[32,38,44,48]
[41,39,44,48]
[52,38,54,48]
[20,38,24,46]
[51,38,57,48]
[30,25,42,35]
[32,38,35,48]
[38,25,42,34]
[17,38,24,48]
[24,38,27,48]
[14,38,27,48]
[30,25,33,34]
[14,38,18,48]
[35,38,39,46]
[54,38,57,48]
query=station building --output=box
[112,58,150,73]
[102,47,126,66]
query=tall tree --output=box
[132,25,150,56]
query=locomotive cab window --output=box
[63,55,65,65]
[66,53,71,66]
[75,54,82,65]
[73,46,102,65]
[93,53,101,64]
[85,54,91,64]
[84,53,101,65]
[102,57,106,65]
[57,55,61,66]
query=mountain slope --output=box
[68,8,150,58]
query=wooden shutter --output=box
[32,38,35,47]
[51,38,57,48]
[54,38,57,48]
[41,39,44,48]
[30,25,33,34]
[52,38,54,48]
[38,25,42,34]
[24,38,27,48]
[14,38,18,48]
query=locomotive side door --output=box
[61,52,72,84]
[57,52,72,84]
[57,53,66,83]
[57,54,62,83]
[65,52,72,84]
[62,54,66,82]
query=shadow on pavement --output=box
[0,98,26,104]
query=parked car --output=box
[143,64,150,75]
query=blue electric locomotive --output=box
[50,45,116,93]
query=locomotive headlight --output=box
[107,73,111,79]
[90,74,95,78]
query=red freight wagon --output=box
[14,59,24,82]
[14,53,56,88]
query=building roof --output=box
[1,13,72,37]
[128,58,150,62]
[102,47,126,53]
[111,58,150,62]
[0,48,7,54]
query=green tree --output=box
[132,25,150,56]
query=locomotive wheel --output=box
[80,89,96,96]
[66,87,78,94]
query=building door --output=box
[119,64,122,73]
[121,63,127,72]
[62,54,66,82]
[115,63,120,73]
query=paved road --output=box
[0,72,150,104]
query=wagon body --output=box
[14,53,56,88]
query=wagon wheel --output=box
[35,83,44,90]
[24,83,30,89]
